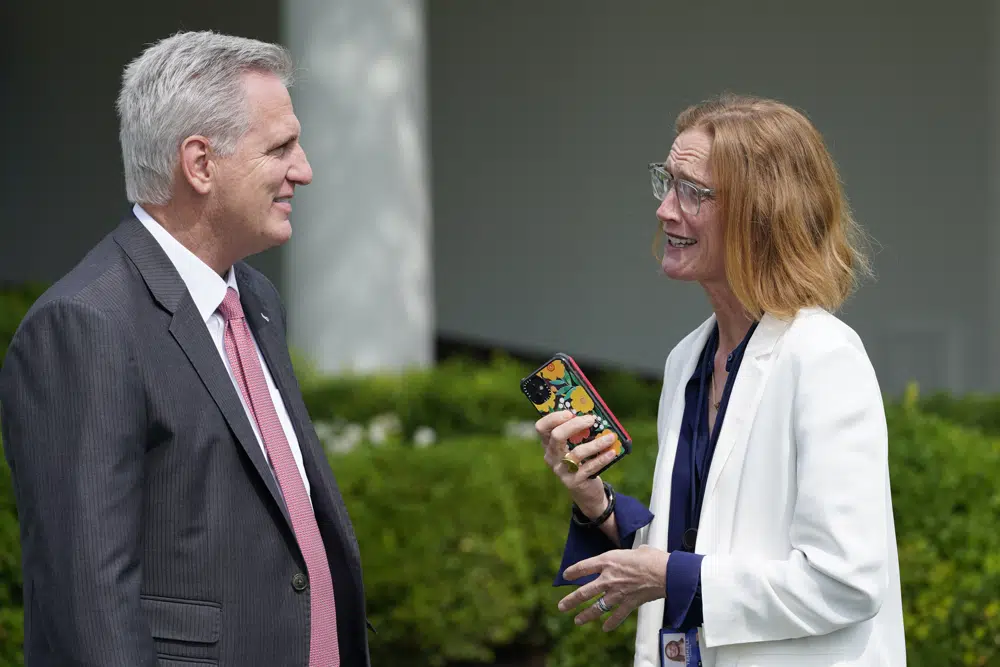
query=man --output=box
[0,31,371,666]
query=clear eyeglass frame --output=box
[648,162,715,216]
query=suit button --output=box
[291,573,308,592]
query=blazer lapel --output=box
[113,218,294,534]
[701,313,791,516]
[647,315,717,533]
[634,315,716,667]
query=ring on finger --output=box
[595,596,611,613]
[561,455,580,474]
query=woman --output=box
[535,94,905,667]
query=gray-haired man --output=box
[0,31,371,666]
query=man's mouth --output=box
[666,233,696,248]
[274,197,292,204]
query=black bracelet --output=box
[571,481,616,528]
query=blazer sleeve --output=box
[0,299,157,666]
[699,339,889,647]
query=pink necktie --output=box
[218,287,340,666]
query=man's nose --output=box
[289,145,313,186]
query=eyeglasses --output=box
[648,162,715,216]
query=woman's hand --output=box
[535,410,621,516]
[557,545,669,631]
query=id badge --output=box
[659,628,702,667]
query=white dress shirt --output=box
[134,204,311,498]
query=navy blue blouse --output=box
[555,321,758,631]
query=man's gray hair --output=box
[117,30,294,205]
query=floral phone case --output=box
[520,353,632,476]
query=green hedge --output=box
[3,407,997,667]
[919,391,1000,439]
[0,448,22,667]
[1,288,999,665]
[0,286,40,666]
[334,421,659,667]
[332,402,1000,667]
[887,399,1000,666]
[0,284,46,367]
[297,354,663,444]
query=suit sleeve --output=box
[0,299,156,666]
[699,341,889,647]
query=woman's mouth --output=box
[666,233,696,248]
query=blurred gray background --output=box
[1,0,992,395]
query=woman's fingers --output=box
[573,598,608,625]
[550,414,597,444]
[568,432,617,461]
[560,432,618,476]
[545,415,596,469]
[570,592,636,630]
[601,601,635,631]
[538,414,617,488]
[535,410,576,440]
[538,411,576,470]
[579,445,618,476]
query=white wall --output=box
[428,0,991,394]
[1,0,992,395]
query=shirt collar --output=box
[133,204,238,323]
[692,320,760,380]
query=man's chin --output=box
[266,218,293,246]
[244,221,292,258]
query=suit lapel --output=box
[633,315,716,667]
[648,316,716,531]
[168,305,294,532]
[113,218,294,534]
[702,313,791,514]
[235,267,364,587]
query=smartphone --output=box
[520,352,632,477]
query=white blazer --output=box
[631,308,906,667]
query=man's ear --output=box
[179,135,214,195]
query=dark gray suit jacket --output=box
[0,214,372,667]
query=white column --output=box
[281,0,433,374]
